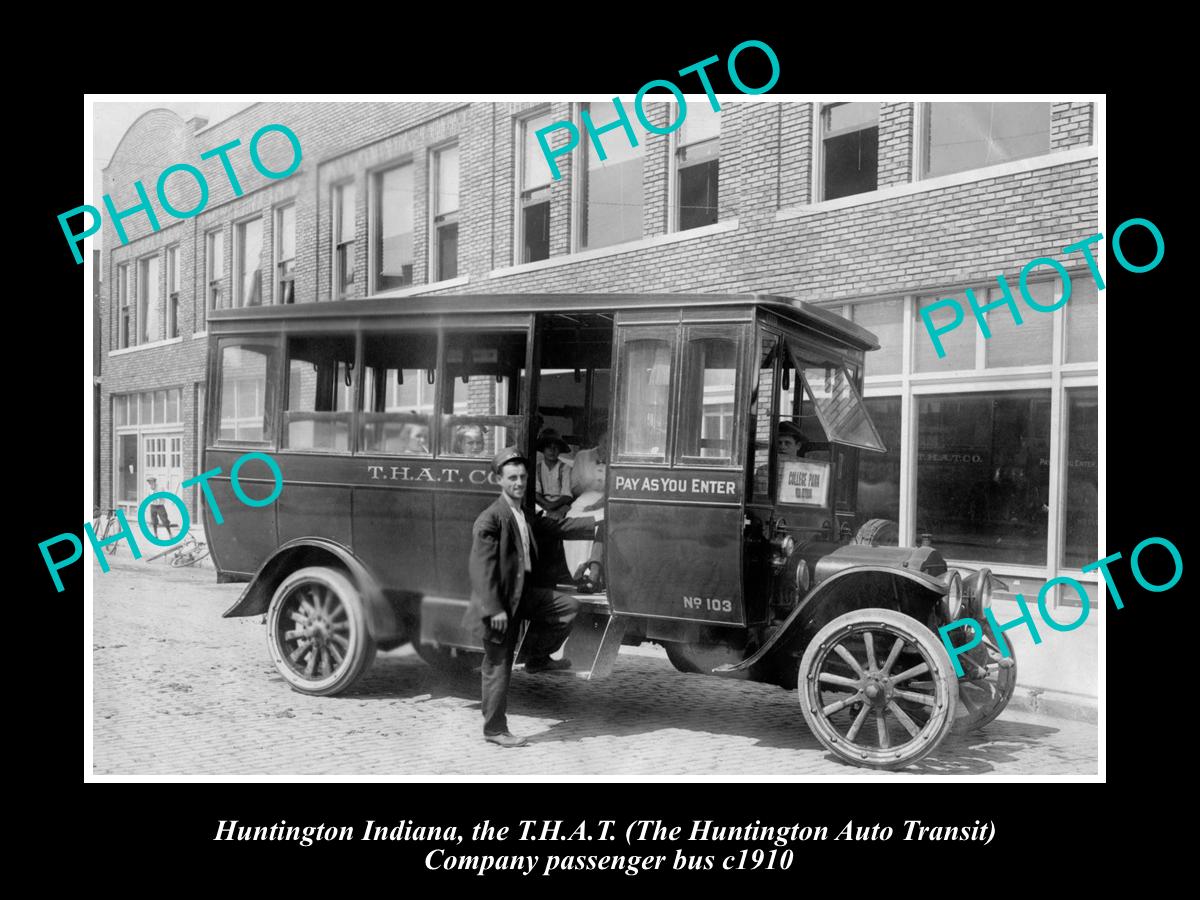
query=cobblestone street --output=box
[91,558,1099,778]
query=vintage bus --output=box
[208,294,1015,769]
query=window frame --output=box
[815,101,881,202]
[233,215,264,308]
[166,244,179,338]
[211,336,280,449]
[358,329,440,459]
[918,101,1053,181]
[206,228,225,311]
[429,141,460,283]
[438,328,528,457]
[332,180,356,300]
[281,332,359,454]
[612,324,678,466]
[137,251,161,345]
[369,160,416,294]
[275,203,296,305]
[575,100,647,252]
[515,108,554,266]
[670,105,720,233]
[116,262,131,349]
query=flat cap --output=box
[491,446,529,475]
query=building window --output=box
[580,101,647,250]
[1062,387,1098,570]
[373,163,414,291]
[675,104,720,231]
[206,230,225,310]
[916,390,1051,566]
[117,263,131,349]
[859,397,901,524]
[166,245,179,338]
[851,300,903,376]
[276,204,296,304]
[820,102,879,201]
[1065,279,1098,364]
[137,253,160,344]
[922,102,1051,178]
[518,110,554,264]
[235,217,263,307]
[333,182,355,299]
[431,144,459,281]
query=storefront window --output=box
[853,300,903,376]
[915,293,975,372]
[1061,387,1098,569]
[1066,279,1099,364]
[986,280,1054,368]
[859,396,901,523]
[916,390,1051,565]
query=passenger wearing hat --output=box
[776,420,808,459]
[463,446,602,748]
[534,428,573,519]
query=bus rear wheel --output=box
[266,566,376,696]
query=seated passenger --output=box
[452,424,488,456]
[399,422,430,455]
[535,428,574,519]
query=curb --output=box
[1007,685,1097,724]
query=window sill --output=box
[371,275,470,299]
[488,219,741,279]
[778,146,1098,221]
[108,336,184,357]
[192,330,207,340]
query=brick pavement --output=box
[91,558,1098,778]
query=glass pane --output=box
[800,365,886,451]
[118,434,138,502]
[916,390,1051,565]
[154,390,166,424]
[377,165,414,290]
[915,292,975,372]
[852,300,903,376]
[925,102,1050,178]
[435,145,459,215]
[338,183,355,241]
[360,332,438,456]
[679,104,720,146]
[167,388,180,423]
[858,397,901,525]
[680,337,737,460]
[581,101,645,249]
[337,242,355,293]
[521,201,550,263]
[140,256,159,343]
[678,159,718,231]
[618,337,672,460]
[522,110,555,191]
[219,343,273,442]
[1066,278,1098,364]
[277,205,295,262]
[209,232,223,277]
[437,223,459,281]
[751,334,778,500]
[986,280,1054,367]
[238,218,262,306]
[140,392,153,425]
[114,395,126,427]
[167,246,178,293]
[823,102,880,135]
[441,331,527,456]
[285,335,355,451]
[823,127,878,200]
[1062,387,1098,568]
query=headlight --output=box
[795,558,811,595]
[977,569,993,611]
[943,570,963,620]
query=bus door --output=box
[606,315,750,626]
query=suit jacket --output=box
[464,495,596,642]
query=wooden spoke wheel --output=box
[798,608,958,770]
[266,567,376,696]
[950,626,1018,733]
[412,641,484,675]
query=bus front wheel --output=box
[266,566,377,696]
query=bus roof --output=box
[207,293,880,351]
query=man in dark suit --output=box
[464,446,601,748]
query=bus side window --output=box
[441,330,527,457]
[614,327,675,463]
[750,332,778,501]
[676,327,743,465]
[216,340,277,445]
[283,335,356,451]
[359,331,437,456]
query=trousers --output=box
[480,587,578,736]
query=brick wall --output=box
[96,100,1097,517]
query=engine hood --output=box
[811,543,949,587]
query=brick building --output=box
[97,99,1099,702]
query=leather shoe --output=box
[525,656,572,674]
[484,731,528,748]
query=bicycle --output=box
[89,508,122,555]
[144,533,210,567]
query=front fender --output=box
[716,565,948,674]
[221,537,401,643]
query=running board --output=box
[559,597,625,680]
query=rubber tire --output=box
[798,608,958,770]
[664,642,752,680]
[951,629,1018,733]
[266,566,376,696]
